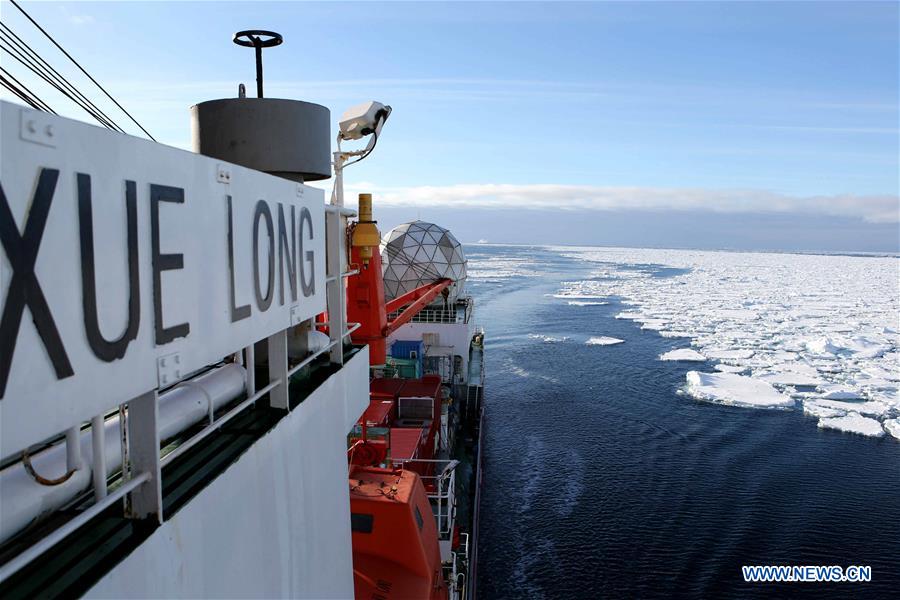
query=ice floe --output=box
[714,364,747,374]
[817,385,863,400]
[817,413,885,438]
[659,349,707,362]
[685,371,794,409]
[551,247,898,439]
[705,349,755,360]
[757,371,825,387]
[884,419,900,441]
[803,399,891,418]
[802,401,844,418]
[586,336,624,346]
[528,334,570,343]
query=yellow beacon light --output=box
[352,193,381,266]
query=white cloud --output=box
[68,14,95,26]
[312,182,899,223]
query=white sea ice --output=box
[757,371,825,387]
[817,385,863,400]
[658,330,693,338]
[552,294,607,300]
[528,334,570,343]
[586,336,624,346]
[802,401,844,418]
[685,371,794,409]
[817,413,885,438]
[705,349,755,360]
[803,399,891,418]
[660,349,707,362]
[714,364,747,374]
[884,419,900,440]
[567,301,608,306]
[551,247,898,441]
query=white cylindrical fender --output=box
[0,363,246,544]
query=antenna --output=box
[232,30,283,98]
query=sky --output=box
[1,1,898,251]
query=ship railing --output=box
[0,320,363,585]
[447,532,469,600]
[393,458,459,537]
[0,204,360,584]
[160,322,361,468]
[386,297,473,325]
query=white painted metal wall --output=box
[86,347,369,599]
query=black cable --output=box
[344,130,379,168]
[0,36,119,130]
[0,23,123,131]
[0,37,120,130]
[0,72,44,109]
[9,0,157,140]
[0,29,113,126]
[0,65,55,113]
[0,24,121,129]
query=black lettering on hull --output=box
[151,184,189,345]
[227,196,251,322]
[278,203,298,306]
[299,206,315,297]
[253,200,275,312]
[0,169,73,398]
[78,174,140,361]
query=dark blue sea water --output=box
[468,245,900,599]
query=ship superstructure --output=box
[345,205,485,599]
[0,28,483,599]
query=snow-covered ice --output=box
[817,413,885,438]
[586,336,624,346]
[802,401,844,419]
[884,419,900,441]
[685,371,794,409]
[757,371,825,387]
[552,247,898,440]
[803,399,891,418]
[714,364,747,374]
[660,349,707,362]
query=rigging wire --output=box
[8,0,157,141]
[0,22,123,130]
[0,66,56,115]
[0,65,55,113]
[0,25,123,131]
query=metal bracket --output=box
[216,164,232,184]
[296,183,304,198]
[20,110,57,148]
[156,352,184,387]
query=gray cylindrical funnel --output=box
[191,98,331,181]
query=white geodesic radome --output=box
[381,221,467,304]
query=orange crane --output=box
[346,193,451,365]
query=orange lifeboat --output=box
[349,466,447,600]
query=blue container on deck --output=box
[391,340,425,376]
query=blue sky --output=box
[1,1,898,250]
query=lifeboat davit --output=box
[349,466,447,600]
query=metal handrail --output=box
[394,458,458,536]
[0,471,150,583]
[160,379,281,467]
[164,322,362,467]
